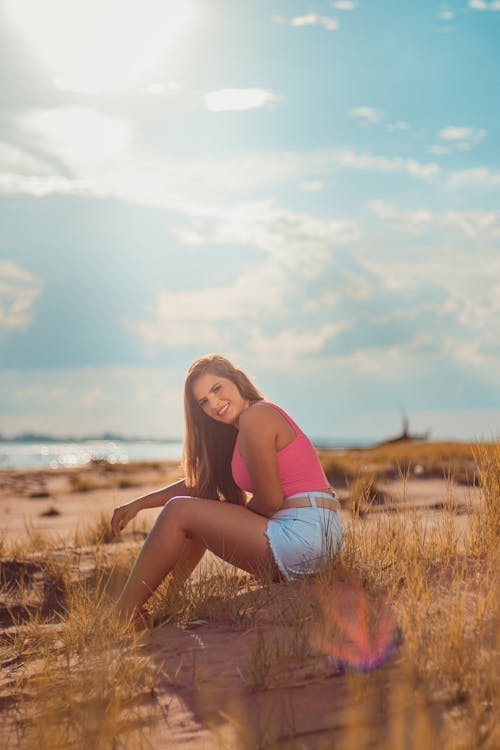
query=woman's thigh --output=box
[158,497,281,579]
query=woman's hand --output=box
[111,500,139,536]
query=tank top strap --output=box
[260,401,304,437]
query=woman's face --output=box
[191,372,249,427]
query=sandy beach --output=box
[0,444,498,749]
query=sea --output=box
[0,437,371,471]
[0,439,185,470]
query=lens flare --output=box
[310,578,400,672]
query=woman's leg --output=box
[116,496,279,620]
[170,537,207,584]
[144,537,207,620]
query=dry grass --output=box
[319,439,490,486]
[68,472,141,493]
[3,599,158,749]
[65,459,174,494]
[0,441,498,748]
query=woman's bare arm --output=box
[238,405,284,517]
[111,478,192,535]
[133,478,192,510]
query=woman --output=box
[111,354,343,624]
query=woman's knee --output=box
[158,495,192,522]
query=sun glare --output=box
[4,0,193,93]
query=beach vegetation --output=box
[0,441,497,748]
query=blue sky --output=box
[1,0,499,441]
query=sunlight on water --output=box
[0,440,183,470]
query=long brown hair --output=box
[182,354,263,504]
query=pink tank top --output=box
[231,402,330,497]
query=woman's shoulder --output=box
[239,401,292,432]
[240,401,277,423]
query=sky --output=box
[0,0,499,442]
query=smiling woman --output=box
[111,354,344,626]
[3,0,194,93]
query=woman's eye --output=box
[214,385,221,392]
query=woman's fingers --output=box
[111,504,137,535]
[111,507,126,535]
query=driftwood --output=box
[375,414,430,447]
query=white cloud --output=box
[144,80,181,95]
[0,260,38,285]
[247,206,349,260]
[132,272,285,349]
[381,259,499,337]
[131,201,360,349]
[444,210,500,237]
[0,173,92,197]
[299,180,325,192]
[290,14,340,31]
[203,88,284,112]
[246,322,351,362]
[335,149,440,179]
[369,199,397,219]
[430,125,486,155]
[370,200,500,238]
[360,204,500,351]
[202,202,359,278]
[0,261,42,330]
[439,125,486,143]
[13,108,132,169]
[169,226,206,246]
[119,151,325,205]
[438,10,455,20]
[0,104,444,207]
[1,127,326,203]
[406,159,440,179]
[302,270,374,313]
[348,106,385,124]
[334,150,403,172]
[468,1,500,10]
[331,1,358,10]
[449,167,500,187]
[348,109,411,133]
[0,141,55,176]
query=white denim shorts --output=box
[264,491,344,581]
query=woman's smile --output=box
[217,402,229,417]
[192,373,249,427]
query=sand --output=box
[0,456,495,748]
